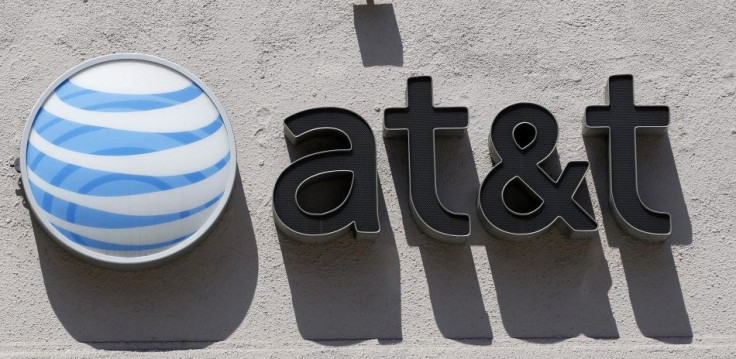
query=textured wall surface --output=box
[1,0,735,357]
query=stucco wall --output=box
[1,0,735,357]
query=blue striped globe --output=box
[22,54,236,267]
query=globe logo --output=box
[20,54,236,268]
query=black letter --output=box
[384,76,470,242]
[478,103,598,241]
[584,75,671,241]
[273,108,380,242]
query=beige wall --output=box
[1,0,734,357]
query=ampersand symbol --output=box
[478,103,598,241]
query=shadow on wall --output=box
[385,135,620,341]
[481,146,620,341]
[353,2,403,67]
[276,139,402,342]
[385,136,493,341]
[33,170,258,350]
[585,134,693,343]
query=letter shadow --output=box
[385,136,493,341]
[484,228,620,341]
[32,170,258,350]
[481,144,618,341]
[353,2,403,67]
[585,134,693,343]
[387,133,619,341]
[276,140,402,342]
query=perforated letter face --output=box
[273,108,380,242]
[20,54,237,268]
[584,75,671,242]
[384,77,470,243]
[478,103,598,241]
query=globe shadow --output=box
[33,170,258,350]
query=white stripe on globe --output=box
[42,93,219,133]
[28,126,230,177]
[69,60,193,94]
